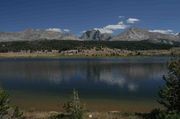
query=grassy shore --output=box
[24,111,141,119]
[0,48,180,58]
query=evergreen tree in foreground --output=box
[49,89,85,119]
[0,89,24,119]
[63,89,85,119]
[158,59,180,112]
[140,60,180,119]
[0,90,10,118]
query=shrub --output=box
[158,60,180,112]
[49,89,85,119]
[141,60,180,119]
[63,89,85,119]
[145,109,180,119]
[0,90,10,118]
[0,90,25,119]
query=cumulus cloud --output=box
[127,18,140,24]
[63,29,70,32]
[94,28,114,34]
[89,17,141,34]
[46,28,71,33]
[81,30,87,33]
[105,23,128,30]
[81,17,140,34]
[149,29,176,35]
[46,28,62,32]
[94,21,129,34]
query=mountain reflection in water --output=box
[0,57,170,111]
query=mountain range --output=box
[0,29,78,41]
[81,28,180,44]
[0,28,180,44]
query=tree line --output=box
[0,40,179,52]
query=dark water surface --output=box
[0,57,171,112]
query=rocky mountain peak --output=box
[111,27,179,42]
[81,30,111,41]
[112,27,149,41]
[0,27,179,43]
[0,29,78,42]
[81,30,101,41]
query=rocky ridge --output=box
[0,29,78,42]
[0,28,179,44]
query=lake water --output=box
[0,57,171,112]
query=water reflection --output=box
[0,57,168,100]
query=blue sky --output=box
[0,0,180,35]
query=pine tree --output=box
[0,90,24,119]
[158,60,180,112]
[63,89,85,119]
[11,106,25,119]
[0,90,10,118]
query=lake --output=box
[0,57,171,112]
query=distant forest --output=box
[0,40,179,52]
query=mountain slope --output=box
[111,28,180,43]
[0,28,180,44]
[0,29,79,42]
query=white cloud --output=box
[94,21,129,34]
[63,29,70,32]
[118,16,124,19]
[118,21,124,25]
[82,17,140,34]
[127,18,140,24]
[94,28,114,34]
[81,30,87,33]
[46,28,62,32]
[105,24,128,30]
[149,29,176,35]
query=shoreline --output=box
[0,54,176,60]
[24,111,141,119]
[0,52,179,59]
[0,47,180,58]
